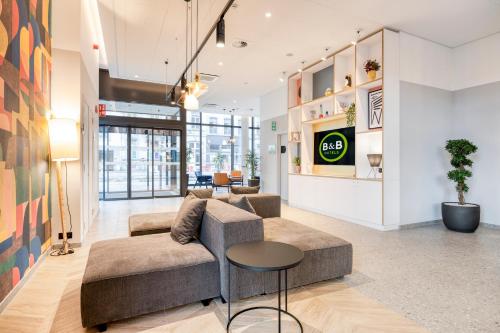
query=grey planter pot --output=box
[247,178,260,187]
[441,202,480,233]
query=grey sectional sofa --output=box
[80,193,352,330]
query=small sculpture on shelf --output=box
[364,59,380,81]
[293,156,301,174]
[291,131,300,142]
[346,102,356,127]
[344,74,352,88]
[324,87,333,96]
[319,104,324,119]
[309,110,317,120]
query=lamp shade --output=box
[49,118,79,162]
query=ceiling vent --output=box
[199,73,219,82]
[202,103,219,109]
[232,39,248,48]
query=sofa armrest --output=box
[215,193,281,218]
[199,199,264,300]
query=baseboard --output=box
[480,222,500,229]
[398,219,441,230]
[0,250,49,314]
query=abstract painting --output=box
[0,0,52,303]
[368,88,383,129]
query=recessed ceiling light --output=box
[233,100,237,104]
[265,12,272,18]
[218,61,224,66]
[279,77,284,83]
[134,74,139,78]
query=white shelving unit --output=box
[287,28,400,229]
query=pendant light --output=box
[216,18,225,48]
[187,0,208,98]
[165,60,177,106]
[183,0,199,110]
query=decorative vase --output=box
[294,166,301,174]
[367,70,377,81]
[324,88,333,96]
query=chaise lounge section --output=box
[81,193,352,329]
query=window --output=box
[186,113,259,180]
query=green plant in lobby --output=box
[213,152,225,172]
[441,139,480,233]
[244,151,260,186]
[346,102,356,127]
[293,156,301,174]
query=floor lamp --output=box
[49,118,79,255]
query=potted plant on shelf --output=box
[293,156,301,174]
[213,152,225,172]
[346,102,356,127]
[364,59,380,81]
[245,151,260,187]
[442,139,480,233]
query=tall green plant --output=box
[445,139,478,205]
[244,151,259,179]
[213,152,225,172]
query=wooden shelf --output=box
[356,77,383,89]
[301,94,333,107]
[334,87,355,96]
[356,128,383,135]
[303,113,346,125]
[288,105,301,110]
[289,140,301,143]
[289,172,383,182]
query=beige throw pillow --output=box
[170,193,207,244]
[186,188,213,199]
[230,186,260,194]
[228,194,256,214]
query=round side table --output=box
[225,241,304,332]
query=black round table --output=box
[225,241,304,332]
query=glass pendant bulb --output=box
[187,73,208,98]
[184,90,199,110]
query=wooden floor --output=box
[0,198,430,332]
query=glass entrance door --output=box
[99,126,182,200]
[153,129,181,197]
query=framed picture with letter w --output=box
[368,88,383,129]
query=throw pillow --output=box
[228,194,256,214]
[230,185,260,194]
[186,188,213,199]
[171,193,207,244]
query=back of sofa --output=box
[216,193,281,218]
[199,199,266,300]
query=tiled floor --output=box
[0,198,499,332]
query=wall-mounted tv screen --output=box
[314,127,355,165]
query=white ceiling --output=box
[97,0,500,115]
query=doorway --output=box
[279,133,288,201]
[99,125,181,200]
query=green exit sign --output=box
[271,121,277,131]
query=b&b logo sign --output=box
[319,132,348,162]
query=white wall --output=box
[260,86,287,121]
[399,32,453,91]
[452,32,500,91]
[51,0,101,244]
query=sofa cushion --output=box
[228,194,256,214]
[230,185,260,194]
[263,217,353,292]
[81,233,219,327]
[128,212,176,236]
[186,188,213,199]
[216,193,281,218]
[171,194,207,244]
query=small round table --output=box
[225,241,304,332]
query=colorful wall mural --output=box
[0,0,52,303]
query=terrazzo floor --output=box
[0,198,498,332]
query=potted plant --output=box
[293,156,301,174]
[442,139,480,233]
[213,152,225,172]
[346,102,356,127]
[364,59,380,81]
[244,151,260,187]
